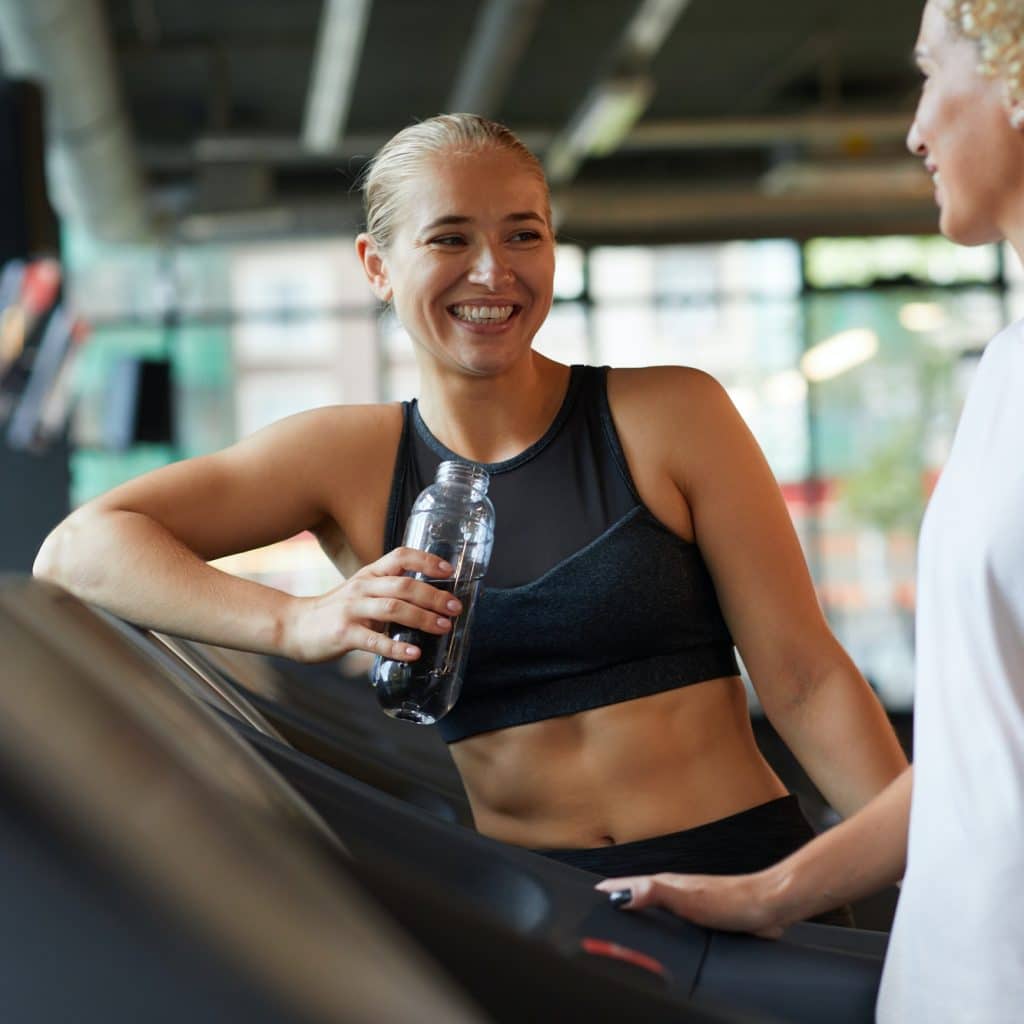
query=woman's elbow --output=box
[33,511,96,589]
[33,520,71,584]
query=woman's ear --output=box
[356,233,393,302]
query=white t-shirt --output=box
[877,322,1024,1022]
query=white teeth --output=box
[452,304,514,323]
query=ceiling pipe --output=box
[447,0,545,117]
[0,0,149,242]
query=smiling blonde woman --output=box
[35,113,905,905]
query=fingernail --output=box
[405,646,419,657]
[446,600,461,612]
[608,889,632,908]
[438,560,452,571]
[436,617,451,629]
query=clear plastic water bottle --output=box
[371,461,495,724]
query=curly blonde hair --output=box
[945,0,1024,106]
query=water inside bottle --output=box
[373,575,482,724]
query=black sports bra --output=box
[383,365,740,742]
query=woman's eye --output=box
[510,230,541,243]
[431,235,465,247]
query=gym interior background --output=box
[3,0,1007,718]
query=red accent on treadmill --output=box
[580,938,668,977]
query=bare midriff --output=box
[448,675,788,849]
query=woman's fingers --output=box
[354,625,424,662]
[335,553,466,660]
[355,595,456,636]
[594,873,784,939]
[377,574,463,615]
[596,874,680,911]
[293,548,464,662]
[365,546,454,581]
[351,550,462,609]
[595,876,641,906]
[345,575,462,630]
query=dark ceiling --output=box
[38,0,942,244]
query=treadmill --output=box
[2,577,888,1023]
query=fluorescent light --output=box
[624,0,694,59]
[544,0,691,186]
[899,302,947,332]
[546,76,653,185]
[801,328,879,382]
[303,0,373,152]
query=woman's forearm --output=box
[33,508,299,655]
[768,658,908,818]
[766,765,912,926]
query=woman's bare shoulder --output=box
[605,364,731,433]
[244,401,404,466]
[607,364,722,399]
[266,400,403,437]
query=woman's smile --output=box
[448,302,522,331]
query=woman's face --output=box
[362,149,555,378]
[907,1,1024,245]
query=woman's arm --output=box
[612,367,907,817]
[33,405,459,663]
[596,766,912,936]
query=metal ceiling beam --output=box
[545,0,694,187]
[134,111,913,173]
[621,111,914,152]
[302,0,373,153]
[194,128,552,164]
[170,175,937,246]
[0,0,149,242]
[556,179,937,243]
[447,0,545,117]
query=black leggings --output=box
[532,795,853,927]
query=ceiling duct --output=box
[0,0,149,242]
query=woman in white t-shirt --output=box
[598,2,1024,1020]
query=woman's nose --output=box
[467,245,514,288]
[906,114,926,157]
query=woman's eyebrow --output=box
[421,211,545,232]
[422,215,471,232]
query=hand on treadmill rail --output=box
[595,871,787,939]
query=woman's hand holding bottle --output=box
[283,547,460,663]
